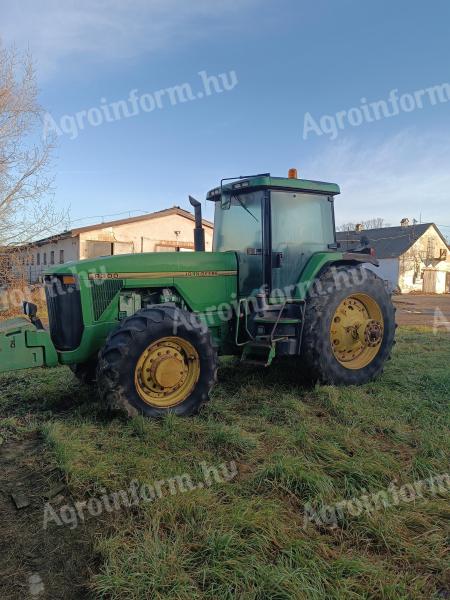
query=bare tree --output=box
[363,218,389,230]
[336,222,357,232]
[0,42,63,250]
[336,218,389,232]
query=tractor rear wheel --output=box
[97,306,218,418]
[300,266,396,385]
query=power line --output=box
[69,209,149,226]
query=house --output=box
[10,206,214,284]
[337,221,450,294]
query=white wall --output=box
[365,258,400,292]
[79,213,213,259]
[15,236,79,284]
[11,212,214,283]
[435,270,447,294]
[398,225,450,293]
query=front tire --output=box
[301,266,396,385]
[97,306,218,418]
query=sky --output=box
[2,0,450,236]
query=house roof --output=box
[21,206,213,247]
[336,223,448,259]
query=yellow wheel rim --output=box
[330,293,384,370]
[134,337,200,408]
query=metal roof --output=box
[336,223,448,259]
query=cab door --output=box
[213,191,264,298]
[270,191,336,297]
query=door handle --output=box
[272,252,284,268]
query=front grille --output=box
[91,279,123,320]
[45,276,84,351]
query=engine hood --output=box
[46,250,238,280]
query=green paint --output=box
[0,318,58,373]
[294,252,346,299]
[0,172,377,376]
[207,175,340,199]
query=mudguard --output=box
[0,318,59,374]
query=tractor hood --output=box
[43,251,238,347]
[47,250,238,281]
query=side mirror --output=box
[23,301,44,330]
[23,301,38,319]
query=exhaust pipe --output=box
[189,196,206,252]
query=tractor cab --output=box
[207,171,340,300]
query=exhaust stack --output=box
[189,196,206,252]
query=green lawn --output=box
[1,327,449,599]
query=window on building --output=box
[43,253,47,265]
[37,253,40,266]
[59,249,64,264]
[31,255,35,266]
[50,251,55,265]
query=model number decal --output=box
[88,270,237,280]
[89,273,121,280]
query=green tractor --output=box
[0,171,395,417]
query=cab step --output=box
[241,341,276,367]
[254,317,301,325]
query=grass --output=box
[0,327,449,599]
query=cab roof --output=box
[207,175,340,200]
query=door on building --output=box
[113,241,134,255]
[85,241,113,259]
[446,272,450,294]
[422,270,437,293]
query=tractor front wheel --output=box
[96,306,218,418]
[301,266,396,385]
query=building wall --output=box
[355,225,449,294]
[13,212,213,283]
[15,236,79,284]
[423,269,448,294]
[398,225,449,293]
[435,270,449,294]
[78,213,213,259]
[365,258,400,292]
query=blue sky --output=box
[2,0,450,235]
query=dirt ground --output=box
[0,434,96,600]
[393,294,450,328]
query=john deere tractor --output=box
[0,171,395,417]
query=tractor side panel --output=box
[173,272,237,314]
[294,252,379,300]
[294,252,345,299]
[55,251,238,365]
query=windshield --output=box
[213,192,263,252]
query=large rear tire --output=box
[97,306,218,418]
[301,266,396,385]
